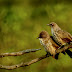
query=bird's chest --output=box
[51,29,62,45]
[39,39,49,52]
[51,28,58,41]
[46,40,56,55]
[39,39,44,46]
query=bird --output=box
[37,31,59,59]
[47,22,72,58]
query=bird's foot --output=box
[46,52,51,57]
[55,50,57,54]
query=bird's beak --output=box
[47,24,50,26]
[36,37,39,39]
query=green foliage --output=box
[31,7,48,19]
[0,0,72,72]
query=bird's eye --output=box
[50,24,54,26]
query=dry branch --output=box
[0,48,41,58]
[0,42,72,70]
[56,41,72,53]
[0,54,48,70]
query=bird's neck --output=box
[51,27,54,36]
[51,26,61,40]
[51,26,61,32]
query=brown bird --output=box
[37,31,59,59]
[47,22,72,58]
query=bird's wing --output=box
[50,37,59,49]
[57,30,72,42]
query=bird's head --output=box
[37,31,50,45]
[47,22,57,27]
[37,31,49,39]
[47,22,61,31]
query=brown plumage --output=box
[47,22,72,58]
[38,31,59,59]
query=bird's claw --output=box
[55,50,57,54]
[46,52,51,57]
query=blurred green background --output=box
[0,0,72,72]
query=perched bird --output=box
[37,31,59,59]
[47,22,72,58]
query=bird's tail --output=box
[65,49,72,58]
[62,51,66,55]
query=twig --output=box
[0,42,72,70]
[0,48,41,58]
[0,54,48,70]
[56,41,72,53]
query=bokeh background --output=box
[0,0,72,72]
